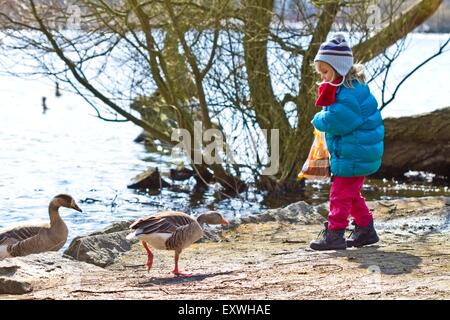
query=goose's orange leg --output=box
[172,252,192,277]
[141,241,153,272]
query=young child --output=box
[309,34,384,251]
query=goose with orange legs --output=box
[126,210,228,276]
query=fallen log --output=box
[376,107,450,180]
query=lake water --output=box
[371,33,450,118]
[0,33,449,247]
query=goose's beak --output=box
[72,202,83,213]
[221,219,229,225]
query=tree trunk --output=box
[243,0,291,156]
[276,1,340,186]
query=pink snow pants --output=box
[328,176,373,230]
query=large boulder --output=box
[64,221,135,267]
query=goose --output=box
[126,210,228,276]
[0,194,82,259]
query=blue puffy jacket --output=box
[312,81,384,177]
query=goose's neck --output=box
[196,215,206,228]
[48,201,63,226]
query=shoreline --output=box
[1,196,449,299]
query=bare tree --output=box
[0,0,444,196]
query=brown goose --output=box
[126,210,228,276]
[0,194,82,259]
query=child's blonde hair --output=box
[314,61,366,88]
[343,63,366,88]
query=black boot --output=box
[347,219,379,248]
[310,222,347,251]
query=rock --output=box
[64,231,133,267]
[232,197,448,231]
[0,277,32,294]
[170,167,195,181]
[240,212,276,224]
[0,252,103,295]
[314,202,330,219]
[239,201,325,224]
[283,201,319,223]
[234,197,449,230]
[196,227,224,243]
[88,221,133,236]
[0,265,19,277]
[127,167,171,189]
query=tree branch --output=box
[353,0,443,63]
[28,0,172,143]
[380,36,450,110]
[164,0,213,130]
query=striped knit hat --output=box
[314,34,353,77]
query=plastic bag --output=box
[298,129,330,180]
